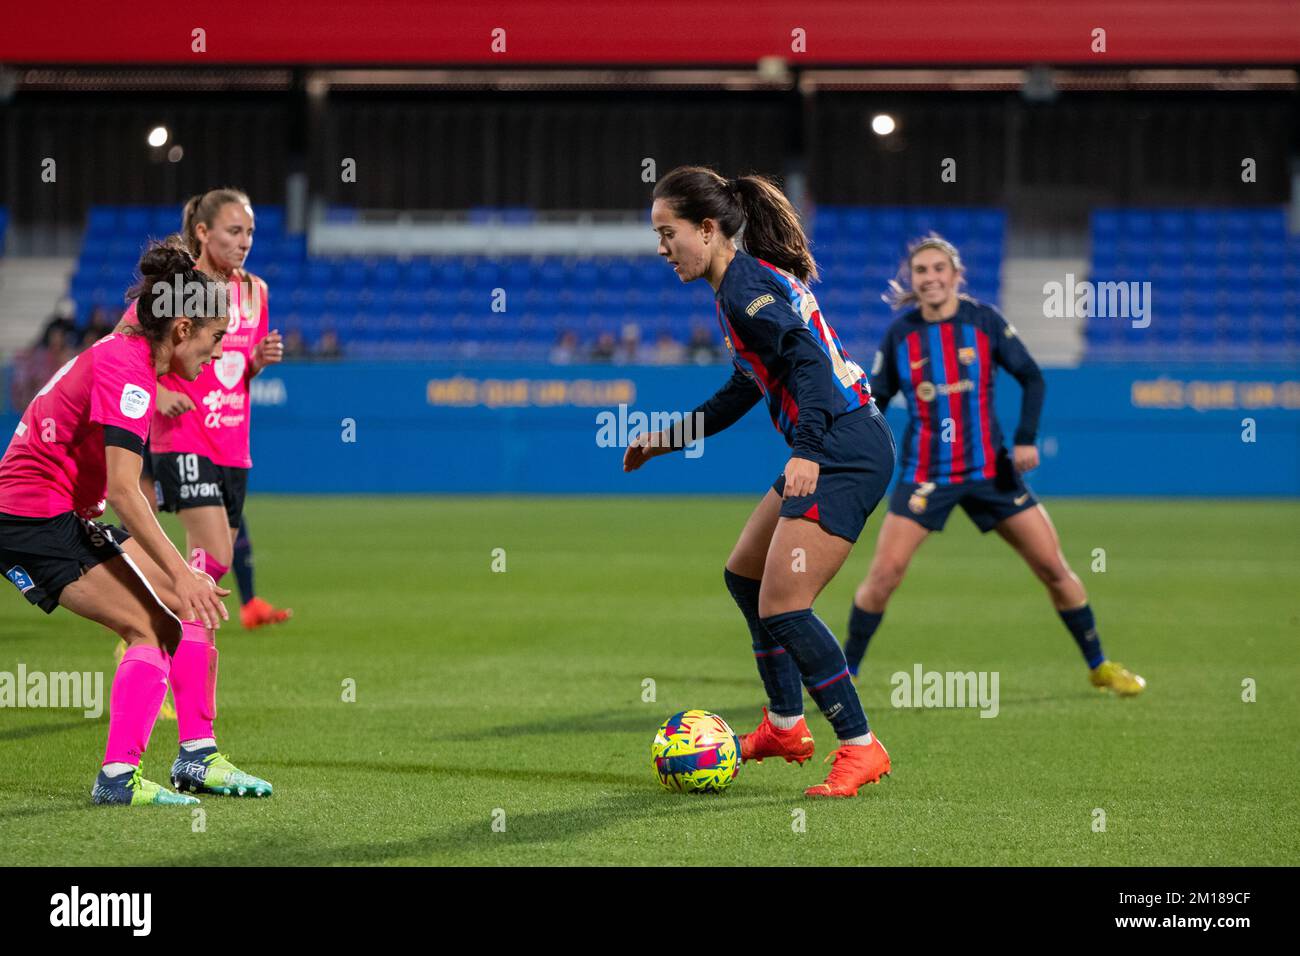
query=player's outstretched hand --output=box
[783,456,820,498]
[157,385,196,418]
[173,567,231,630]
[623,430,671,472]
[1013,444,1039,473]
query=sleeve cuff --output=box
[103,424,145,455]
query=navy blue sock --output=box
[760,608,869,740]
[844,604,884,676]
[232,517,255,605]
[724,569,804,717]
[1059,603,1105,668]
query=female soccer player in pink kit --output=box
[0,242,230,805]
[146,190,292,631]
[117,189,282,797]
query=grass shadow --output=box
[146,786,793,866]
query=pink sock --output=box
[102,644,170,767]
[171,620,219,743]
[196,552,229,585]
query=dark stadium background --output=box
[1,0,1297,497]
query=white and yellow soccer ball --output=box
[651,709,741,794]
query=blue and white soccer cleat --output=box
[171,748,273,797]
[91,766,200,806]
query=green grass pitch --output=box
[1,496,1296,866]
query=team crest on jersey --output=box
[5,566,35,594]
[745,294,775,317]
[958,347,976,365]
[213,351,247,390]
[908,481,936,515]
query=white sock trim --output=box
[180,738,217,752]
[768,712,803,731]
[840,733,874,747]
[101,762,136,778]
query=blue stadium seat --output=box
[63,204,1021,358]
[255,206,285,236]
[151,207,178,237]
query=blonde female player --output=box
[139,189,291,631]
[0,242,229,805]
[844,235,1145,696]
[625,166,896,798]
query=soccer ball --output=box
[651,709,741,793]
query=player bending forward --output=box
[0,242,266,805]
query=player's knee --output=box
[725,548,765,581]
[147,609,183,654]
[866,560,906,601]
[115,618,159,650]
[1035,558,1072,590]
[757,583,804,620]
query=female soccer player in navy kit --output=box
[844,235,1145,695]
[625,167,896,797]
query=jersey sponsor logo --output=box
[915,379,974,402]
[5,565,35,594]
[958,346,976,365]
[119,384,151,419]
[213,351,247,390]
[199,384,248,429]
[745,293,775,316]
[180,481,221,500]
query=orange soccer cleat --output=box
[804,737,891,797]
[240,596,293,630]
[739,708,816,765]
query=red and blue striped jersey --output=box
[869,299,1045,485]
[704,251,874,461]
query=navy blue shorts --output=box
[889,471,1038,533]
[0,512,132,614]
[772,405,896,543]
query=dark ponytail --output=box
[124,237,224,347]
[652,166,817,282]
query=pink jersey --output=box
[123,271,268,468]
[0,333,156,519]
